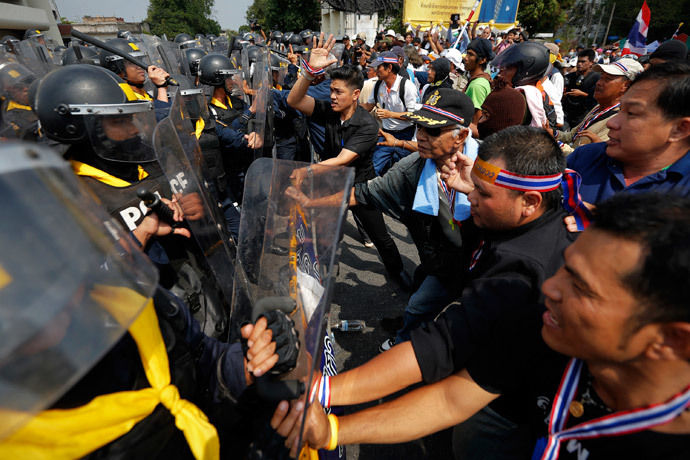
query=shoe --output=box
[268,244,289,256]
[380,316,404,335]
[390,270,413,291]
[379,337,396,353]
[363,240,375,248]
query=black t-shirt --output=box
[563,71,600,126]
[464,315,690,459]
[311,99,377,183]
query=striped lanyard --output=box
[534,358,690,460]
[574,103,620,140]
[468,240,484,271]
[438,170,462,229]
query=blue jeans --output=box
[395,275,454,343]
[373,125,416,176]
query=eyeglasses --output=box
[417,124,456,138]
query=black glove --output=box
[263,310,299,374]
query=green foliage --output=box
[602,0,690,43]
[146,0,221,37]
[60,17,72,24]
[378,6,404,34]
[244,0,320,32]
[238,25,252,33]
[518,0,576,33]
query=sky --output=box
[55,0,253,32]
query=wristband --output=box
[326,414,339,451]
[154,82,168,88]
[309,375,331,408]
[301,57,325,79]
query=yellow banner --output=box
[403,0,482,28]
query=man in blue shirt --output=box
[567,63,690,212]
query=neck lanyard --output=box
[534,358,690,460]
[438,169,461,229]
[468,240,485,271]
[574,103,620,140]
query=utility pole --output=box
[602,2,616,47]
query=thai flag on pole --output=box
[621,1,651,56]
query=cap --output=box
[390,46,404,58]
[467,38,496,60]
[356,32,366,40]
[544,43,560,56]
[650,39,688,63]
[443,48,464,70]
[403,88,474,128]
[370,51,399,67]
[593,58,644,80]
[386,29,396,37]
[421,54,432,62]
[554,39,562,44]
[343,35,350,40]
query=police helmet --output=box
[244,33,256,43]
[491,42,551,87]
[198,53,240,86]
[62,45,100,66]
[246,45,260,63]
[174,33,198,49]
[35,65,156,163]
[288,34,303,46]
[195,33,205,40]
[116,30,133,40]
[299,29,314,45]
[98,38,148,75]
[1,35,20,53]
[270,53,283,70]
[184,47,207,76]
[281,32,294,45]
[270,30,283,43]
[0,61,37,104]
[207,33,218,41]
[24,29,44,40]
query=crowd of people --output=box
[1,18,689,459]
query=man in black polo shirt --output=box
[287,34,409,289]
[563,49,600,128]
[271,193,690,460]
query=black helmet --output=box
[207,33,218,41]
[174,33,198,49]
[198,53,240,86]
[0,61,37,103]
[62,45,100,66]
[35,65,156,162]
[184,47,207,76]
[281,32,294,45]
[491,42,551,87]
[116,30,133,40]
[270,53,283,70]
[246,45,260,63]
[299,29,314,45]
[195,33,206,40]
[24,29,44,40]
[288,34,303,46]
[1,35,20,53]
[270,30,283,43]
[98,38,147,75]
[243,33,256,43]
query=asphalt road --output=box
[328,212,454,460]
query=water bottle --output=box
[335,320,365,332]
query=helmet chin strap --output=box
[126,79,146,89]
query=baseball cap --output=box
[554,39,562,44]
[343,35,350,41]
[390,46,404,58]
[370,51,399,68]
[403,88,474,128]
[443,48,464,71]
[544,43,560,56]
[386,29,396,37]
[593,58,643,80]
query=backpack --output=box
[373,75,408,108]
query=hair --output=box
[404,46,424,67]
[384,62,400,74]
[628,61,690,120]
[328,65,364,91]
[591,193,690,327]
[413,37,421,45]
[578,49,596,62]
[478,125,565,210]
[507,28,519,36]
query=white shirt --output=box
[367,74,418,131]
[542,77,565,126]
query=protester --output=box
[563,49,600,128]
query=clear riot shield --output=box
[13,40,56,76]
[152,116,238,334]
[271,53,290,89]
[231,158,354,442]
[135,34,165,69]
[0,52,38,139]
[248,46,270,160]
[331,43,345,65]
[0,142,158,441]
[156,40,184,75]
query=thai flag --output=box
[621,0,651,56]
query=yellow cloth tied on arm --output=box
[0,287,220,460]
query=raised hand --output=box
[440,153,475,194]
[308,32,337,70]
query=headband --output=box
[471,157,592,231]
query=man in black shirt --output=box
[287,34,409,289]
[563,49,600,128]
[271,193,690,460]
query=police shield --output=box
[231,158,354,439]
[0,52,39,139]
[248,46,270,160]
[14,40,58,75]
[0,142,158,441]
[152,115,238,335]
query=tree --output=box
[244,0,320,32]
[518,0,577,33]
[146,0,221,37]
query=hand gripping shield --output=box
[0,142,158,442]
[152,114,238,334]
[231,158,354,439]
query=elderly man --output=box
[271,192,690,460]
[553,57,643,154]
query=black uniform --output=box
[563,71,600,128]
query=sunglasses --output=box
[417,124,455,137]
